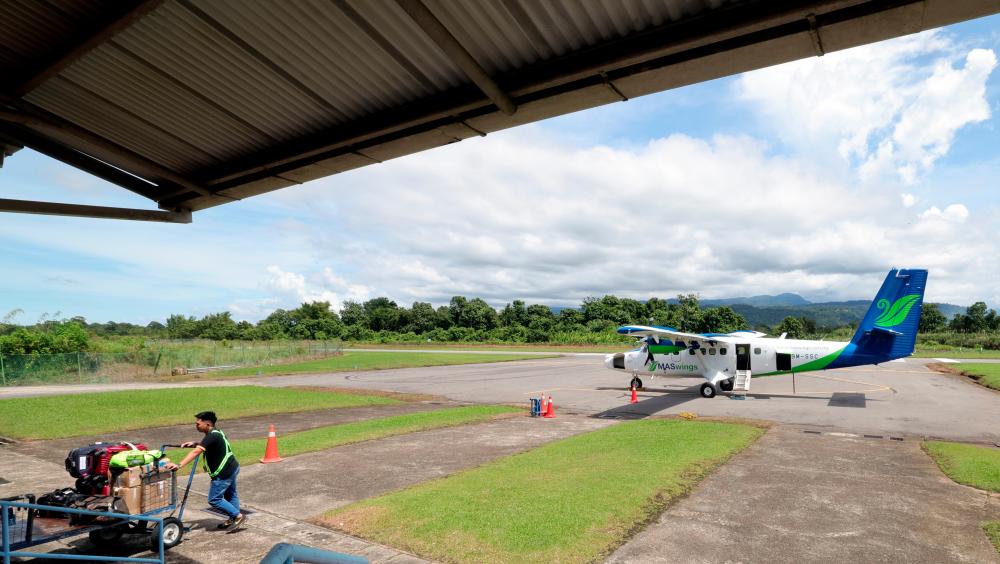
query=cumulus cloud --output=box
[736,31,996,185]
[901,193,917,207]
[918,204,970,222]
[263,125,998,307]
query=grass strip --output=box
[0,386,399,440]
[174,405,520,471]
[319,419,763,563]
[912,349,1000,359]
[214,351,557,377]
[923,441,1000,492]
[985,521,1000,556]
[951,363,1000,391]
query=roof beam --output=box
[394,0,517,115]
[0,102,218,201]
[0,198,191,223]
[9,0,165,98]
[0,122,166,201]
[332,0,438,93]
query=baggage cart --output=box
[2,445,199,564]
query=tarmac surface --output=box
[2,354,1000,562]
[252,356,1000,443]
[608,426,1000,563]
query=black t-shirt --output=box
[200,429,237,480]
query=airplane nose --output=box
[605,353,626,370]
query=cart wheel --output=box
[88,524,125,546]
[151,517,183,550]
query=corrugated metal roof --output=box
[1,0,998,222]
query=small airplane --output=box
[604,268,927,398]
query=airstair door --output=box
[736,344,751,371]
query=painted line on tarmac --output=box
[523,387,610,395]
[790,372,892,394]
[934,358,959,363]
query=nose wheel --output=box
[699,383,717,398]
[629,376,643,390]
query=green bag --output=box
[109,449,163,469]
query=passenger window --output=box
[709,349,716,355]
[754,347,761,355]
[720,348,727,355]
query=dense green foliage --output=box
[323,419,763,563]
[4,297,998,348]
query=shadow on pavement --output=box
[592,384,701,419]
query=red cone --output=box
[260,424,283,463]
[630,386,638,404]
[543,395,556,418]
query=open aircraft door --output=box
[736,344,751,371]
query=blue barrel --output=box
[530,398,540,417]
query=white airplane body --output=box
[605,268,928,398]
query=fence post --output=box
[0,353,5,386]
[77,352,83,382]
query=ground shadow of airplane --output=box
[592,384,856,420]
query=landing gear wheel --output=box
[88,524,125,546]
[719,379,734,392]
[151,517,183,550]
[700,383,717,398]
[629,376,643,390]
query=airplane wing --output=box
[616,325,708,342]
[617,326,766,342]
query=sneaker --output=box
[216,518,234,530]
[230,513,246,531]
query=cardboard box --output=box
[114,485,143,515]
[142,478,171,512]
[115,462,159,487]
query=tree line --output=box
[2,297,998,355]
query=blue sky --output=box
[2,16,999,325]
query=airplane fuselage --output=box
[607,335,893,386]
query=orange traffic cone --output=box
[260,424,283,463]
[630,386,638,404]
[543,395,556,418]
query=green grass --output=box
[347,343,631,353]
[913,348,1000,359]
[320,419,764,563]
[214,351,557,377]
[0,386,399,440]
[950,363,1000,391]
[175,405,520,470]
[985,521,1000,556]
[923,441,1000,492]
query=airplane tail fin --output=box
[848,268,928,360]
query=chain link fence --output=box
[0,340,343,386]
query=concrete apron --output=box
[1,414,614,563]
[607,425,1000,564]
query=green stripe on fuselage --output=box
[756,347,845,376]
[648,344,685,354]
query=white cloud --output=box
[262,126,998,307]
[918,204,970,222]
[901,193,917,207]
[736,31,996,185]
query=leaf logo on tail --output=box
[874,294,920,327]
